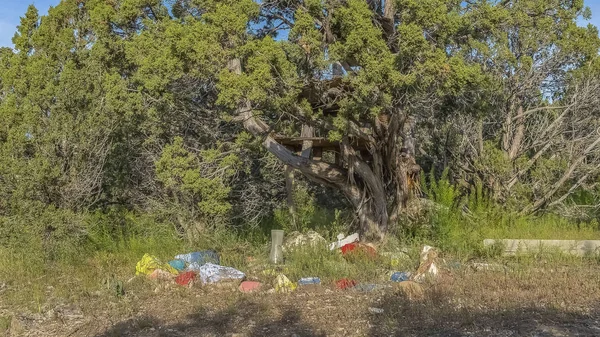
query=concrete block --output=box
[483,239,600,256]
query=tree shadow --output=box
[94,296,327,337]
[93,283,600,336]
[366,290,600,336]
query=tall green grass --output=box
[2,171,599,311]
[418,169,600,259]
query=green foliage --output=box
[281,245,394,283]
[154,137,242,232]
[275,182,316,233]
[0,316,10,333]
[416,169,600,258]
[1,0,599,276]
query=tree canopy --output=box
[1,0,599,243]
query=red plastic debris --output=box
[239,281,262,293]
[176,271,197,286]
[340,243,377,257]
[336,278,357,290]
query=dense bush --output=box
[1,0,599,261]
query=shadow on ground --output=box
[367,291,600,337]
[94,296,327,337]
[94,292,600,337]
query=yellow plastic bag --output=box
[136,254,179,276]
[274,274,297,293]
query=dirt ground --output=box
[4,264,600,337]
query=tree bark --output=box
[523,135,600,214]
[508,106,525,160]
[397,115,419,208]
[285,165,297,227]
[382,0,396,50]
[227,57,414,241]
[300,124,314,159]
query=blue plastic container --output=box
[390,271,411,282]
[298,277,321,285]
[168,259,186,271]
[175,250,220,265]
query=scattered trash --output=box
[175,250,220,265]
[239,281,262,293]
[329,233,360,250]
[413,245,438,282]
[148,269,176,281]
[188,263,245,284]
[269,230,285,264]
[136,254,179,276]
[274,274,297,293]
[340,242,377,258]
[335,278,357,290]
[283,230,327,252]
[381,251,411,267]
[169,259,186,272]
[175,271,197,286]
[395,280,425,301]
[390,271,411,282]
[298,277,321,286]
[368,307,384,314]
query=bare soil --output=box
[4,264,600,337]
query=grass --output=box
[6,253,600,336]
[0,229,414,313]
[2,193,600,334]
[1,225,595,313]
[0,315,10,333]
[480,215,600,240]
[3,172,600,334]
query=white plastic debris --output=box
[413,245,439,282]
[328,233,360,250]
[283,230,327,252]
[188,263,245,284]
[368,307,384,314]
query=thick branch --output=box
[523,133,600,214]
[341,137,389,231]
[548,166,598,208]
[506,142,552,190]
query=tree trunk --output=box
[522,135,600,214]
[228,58,417,241]
[285,165,297,228]
[300,124,314,158]
[509,106,525,161]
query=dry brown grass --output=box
[4,258,600,337]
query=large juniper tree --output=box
[2,0,599,241]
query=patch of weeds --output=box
[280,245,391,284]
[0,315,11,333]
[103,276,125,298]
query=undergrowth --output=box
[417,168,600,258]
[1,172,599,312]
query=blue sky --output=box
[1,0,600,48]
[0,0,59,48]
